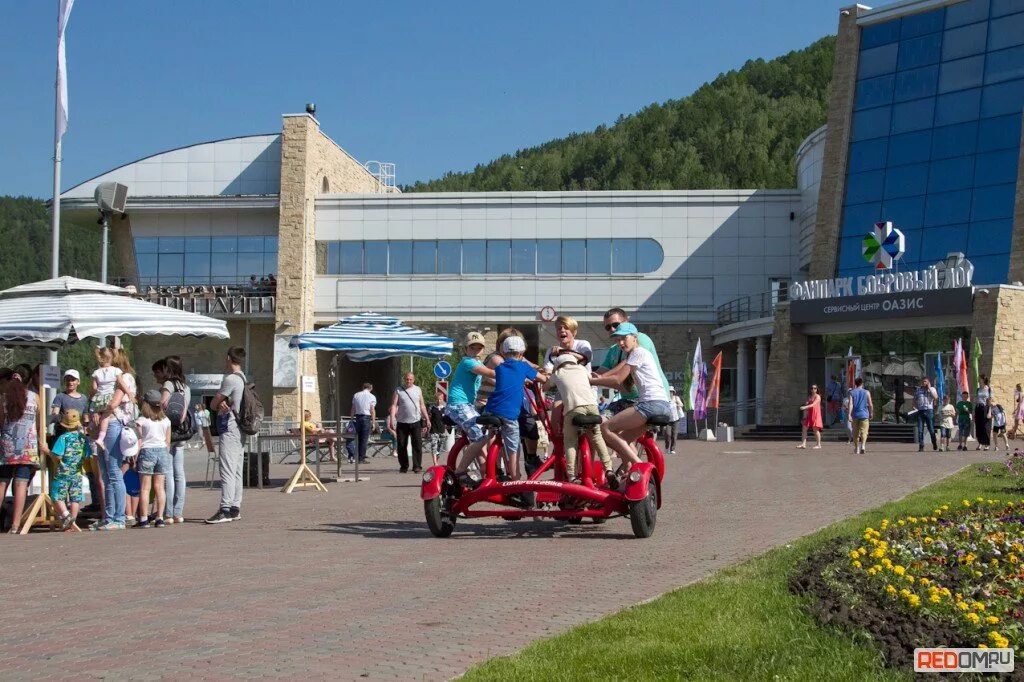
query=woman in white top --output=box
[133,390,171,528]
[591,323,672,470]
[543,316,593,374]
[92,348,138,529]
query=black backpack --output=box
[233,373,264,436]
[167,383,197,444]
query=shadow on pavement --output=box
[296,519,635,540]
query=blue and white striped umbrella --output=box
[289,312,453,361]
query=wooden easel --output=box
[19,366,80,533]
[282,372,327,494]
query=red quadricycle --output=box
[420,382,667,539]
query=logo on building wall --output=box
[862,221,905,270]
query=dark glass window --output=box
[388,241,412,274]
[881,196,926,229]
[612,239,637,273]
[862,19,902,49]
[857,75,895,109]
[561,239,586,274]
[934,87,982,125]
[887,130,932,166]
[537,239,561,274]
[511,240,536,274]
[437,240,461,274]
[586,239,611,274]
[974,148,1020,186]
[980,78,1024,117]
[486,240,510,274]
[265,236,279,253]
[986,45,1024,84]
[185,237,210,253]
[237,252,262,278]
[339,242,362,274]
[210,253,236,282]
[637,239,665,273]
[843,202,883,232]
[852,106,892,140]
[846,170,886,203]
[158,237,184,253]
[968,218,1014,255]
[135,238,159,254]
[931,120,978,158]
[849,138,889,172]
[942,22,988,61]
[184,253,210,280]
[858,43,899,79]
[901,7,945,39]
[970,183,1016,220]
[920,224,969,260]
[413,240,436,274]
[883,163,929,198]
[898,33,942,70]
[977,113,1022,151]
[945,0,990,28]
[939,55,985,93]
[364,241,387,274]
[237,237,263,252]
[894,65,938,101]
[928,155,976,192]
[461,240,486,274]
[838,236,870,270]
[989,11,1024,51]
[992,0,1024,17]
[891,97,936,133]
[211,237,237,254]
[136,254,158,282]
[924,189,973,226]
[325,242,341,274]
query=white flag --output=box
[688,337,703,414]
[56,0,75,140]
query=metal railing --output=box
[716,286,789,327]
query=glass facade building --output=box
[839,0,1024,284]
[135,236,279,286]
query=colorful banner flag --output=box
[972,337,982,389]
[688,338,703,415]
[694,361,708,421]
[706,351,723,410]
[934,351,945,401]
[954,338,970,398]
[845,347,860,389]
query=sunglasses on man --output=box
[604,322,621,332]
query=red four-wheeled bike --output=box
[421,383,667,538]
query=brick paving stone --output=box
[0,440,994,680]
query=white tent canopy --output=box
[0,276,229,348]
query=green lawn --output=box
[463,464,1009,682]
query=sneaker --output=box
[153,518,166,528]
[229,507,241,521]
[205,509,233,524]
[163,517,175,525]
[58,512,73,531]
[88,520,104,531]
[347,457,355,464]
[399,468,408,473]
[669,449,675,454]
[98,522,125,531]
[125,515,136,524]
[174,517,185,524]
[132,519,150,529]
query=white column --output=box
[736,339,749,426]
[755,336,768,425]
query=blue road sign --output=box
[433,361,452,379]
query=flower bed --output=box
[847,498,1023,653]
[978,449,1024,490]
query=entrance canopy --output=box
[288,313,453,361]
[0,276,229,348]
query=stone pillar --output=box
[736,339,749,426]
[755,336,768,425]
[808,5,866,280]
[971,285,1024,404]
[762,302,810,425]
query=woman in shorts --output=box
[590,323,671,479]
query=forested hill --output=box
[407,36,835,192]
[0,196,100,289]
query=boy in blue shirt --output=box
[483,335,547,481]
[447,332,496,480]
[49,409,90,530]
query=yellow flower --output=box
[858,547,867,556]
[885,584,897,596]
[852,560,862,569]
[957,602,970,612]
[972,602,986,612]
[989,559,998,567]
[918,577,930,586]
[871,548,886,559]
[905,575,915,584]
[986,616,1000,625]
[1009,554,1018,564]
[978,643,989,649]
[898,519,907,526]
[893,565,906,576]
[963,499,972,507]
[930,594,942,604]
[924,537,934,545]
[849,550,860,560]
[907,594,921,608]
[988,631,1010,649]
[882,558,893,568]
[966,612,981,625]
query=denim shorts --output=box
[137,447,170,476]
[445,403,485,443]
[0,464,35,481]
[634,400,672,421]
[940,427,952,438]
[493,416,520,457]
[606,398,636,416]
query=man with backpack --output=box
[206,346,260,524]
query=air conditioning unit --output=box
[94,182,128,214]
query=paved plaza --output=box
[0,440,995,680]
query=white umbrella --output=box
[0,276,229,348]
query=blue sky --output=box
[1,0,850,198]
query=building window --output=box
[315,238,665,276]
[838,5,1024,285]
[134,234,278,287]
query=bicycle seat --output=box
[571,414,603,427]
[476,414,503,428]
[646,415,674,427]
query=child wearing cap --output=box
[447,332,496,482]
[550,354,613,484]
[133,390,171,528]
[482,335,546,482]
[49,409,90,530]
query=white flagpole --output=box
[50,0,74,366]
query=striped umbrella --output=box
[289,312,453,361]
[0,276,229,348]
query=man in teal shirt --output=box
[597,307,671,415]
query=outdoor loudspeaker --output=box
[94,182,128,214]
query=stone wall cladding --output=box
[809,6,863,280]
[970,286,1024,406]
[1008,123,1024,283]
[762,303,807,425]
[274,114,383,419]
